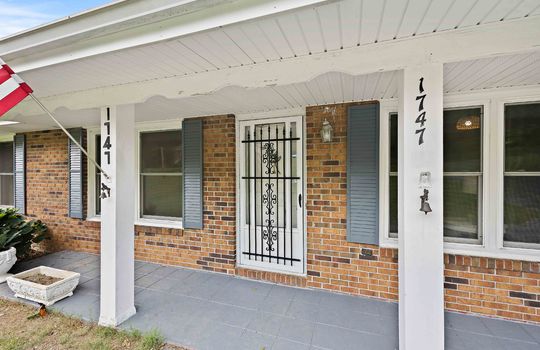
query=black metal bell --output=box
[419,189,432,215]
[420,200,432,215]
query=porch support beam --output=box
[398,63,444,350]
[10,16,540,117]
[98,104,136,327]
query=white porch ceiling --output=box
[1,0,539,135]
[136,50,540,119]
[3,49,539,134]
[16,0,540,99]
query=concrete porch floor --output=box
[1,251,539,350]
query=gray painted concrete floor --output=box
[1,251,539,350]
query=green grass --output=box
[0,298,184,350]
[139,329,165,350]
[0,337,27,350]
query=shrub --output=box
[0,208,49,258]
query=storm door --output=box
[239,116,304,274]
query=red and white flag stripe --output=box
[0,57,33,117]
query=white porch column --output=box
[98,104,136,326]
[398,63,444,350]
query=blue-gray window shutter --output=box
[68,128,84,219]
[182,119,203,229]
[347,104,379,244]
[13,134,26,214]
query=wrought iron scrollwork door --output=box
[239,117,304,274]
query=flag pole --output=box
[28,93,111,180]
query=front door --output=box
[238,116,304,274]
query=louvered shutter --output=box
[68,128,84,219]
[182,119,203,229]
[347,104,380,244]
[13,134,25,214]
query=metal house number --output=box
[102,110,112,165]
[100,109,113,199]
[415,77,427,145]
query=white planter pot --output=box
[0,247,17,283]
[6,266,80,306]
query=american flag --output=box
[0,57,33,117]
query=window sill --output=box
[135,219,183,230]
[86,217,183,230]
[380,237,540,262]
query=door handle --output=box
[298,193,302,208]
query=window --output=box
[387,107,483,243]
[504,102,540,248]
[443,107,483,243]
[389,113,398,237]
[139,130,182,220]
[0,142,14,206]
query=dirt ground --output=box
[0,299,187,350]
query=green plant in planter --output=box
[0,208,49,258]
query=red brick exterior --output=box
[444,254,540,323]
[133,115,237,274]
[19,107,540,324]
[305,103,399,300]
[25,130,101,253]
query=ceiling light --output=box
[456,115,480,130]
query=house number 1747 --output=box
[415,77,427,145]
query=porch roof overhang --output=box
[0,0,539,136]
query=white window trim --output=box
[0,136,15,208]
[379,85,540,262]
[87,127,101,221]
[496,96,540,254]
[136,120,184,228]
[87,119,185,229]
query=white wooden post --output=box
[98,104,136,326]
[398,63,444,350]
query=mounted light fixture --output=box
[419,171,432,215]
[456,115,480,130]
[320,118,333,143]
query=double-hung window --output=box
[139,130,183,220]
[503,102,540,248]
[0,142,14,206]
[387,106,483,244]
[443,107,483,243]
[388,113,398,237]
[89,127,183,224]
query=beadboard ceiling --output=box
[1,0,539,134]
[16,0,540,98]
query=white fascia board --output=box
[10,16,540,117]
[1,0,329,72]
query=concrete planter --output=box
[6,266,80,306]
[0,247,17,283]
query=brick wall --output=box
[25,115,237,274]
[305,103,399,300]
[133,115,237,274]
[304,102,540,323]
[22,108,540,324]
[444,254,540,323]
[25,130,101,253]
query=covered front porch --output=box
[3,251,539,350]
[1,1,540,349]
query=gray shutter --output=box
[68,128,84,219]
[13,134,25,214]
[347,104,379,244]
[182,119,203,229]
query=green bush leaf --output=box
[0,208,49,258]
